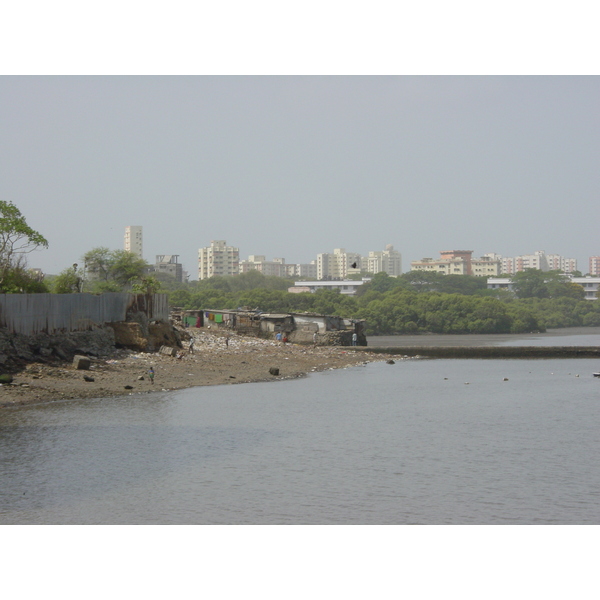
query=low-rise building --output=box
[154,255,183,282]
[412,250,500,277]
[487,276,600,299]
[288,280,366,295]
[180,308,366,345]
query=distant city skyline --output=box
[2,77,598,277]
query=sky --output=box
[3,76,598,278]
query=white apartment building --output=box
[292,262,318,279]
[239,256,288,278]
[239,255,318,279]
[589,257,600,276]
[501,251,577,275]
[411,250,500,277]
[317,248,362,280]
[471,256,501,277]
[198,240,240,280]
[411,256,469,275]
[124,226,143,259]
[362,244,402,276]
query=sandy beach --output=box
[0,329,394,408]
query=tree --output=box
[511,269,550,299]
[53,265,85,293]
[109,250,149,287]
[82,247,113,282]
[81,247,149,292]
[398,270,444,293]
[0,200,49,292]
[130,275,162,295]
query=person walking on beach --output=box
[148,366,155,384]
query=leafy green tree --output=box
[130,275,162,295]
[82,247,149,291]
[511,269,550,299]
[53,266,85,293]
[361,272,399,294]
[397,270,444,293]
[0,200,49,292]
[0,257,49,293]
[547,279,585,300]
[435,274,488,295]
[109,250,149,287]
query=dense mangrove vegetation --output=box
[159,270,600,336]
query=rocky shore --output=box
[0,329,395,408]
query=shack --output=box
[178,308,366,346]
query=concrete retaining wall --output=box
[362,346,600,358]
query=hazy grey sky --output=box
[2,76,598,277]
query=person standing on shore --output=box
[313,331,318,347]
[148,366,155,384]
[276,331,282,345]
[189,339,194,354]
[352,332,358,346]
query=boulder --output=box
[106,322,148,351]
[269,367,280,376]
[159,345,178,357]
[73,355,91,370]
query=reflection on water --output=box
[2,358,600,524]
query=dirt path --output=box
[0,330,394,408]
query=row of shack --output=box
[173,308,367,346]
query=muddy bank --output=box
[0,330,395,408]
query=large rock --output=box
[159,345,178,356]
[149,322,183,351]
[73,355,91,370]
[106,322,148,351]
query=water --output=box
[370,326,600,348]
[2,357,600,524]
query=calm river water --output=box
[2,351,600,524]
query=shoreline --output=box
[0,330,395,409]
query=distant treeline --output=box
[162,271,600,336]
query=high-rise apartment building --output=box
[317,248,362,280]
[362,244,402,276]
[239,256,288,278]
[198,240,240,280]
[502,251,576,274]
[589,257,600,276]
[124,226,143,259]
